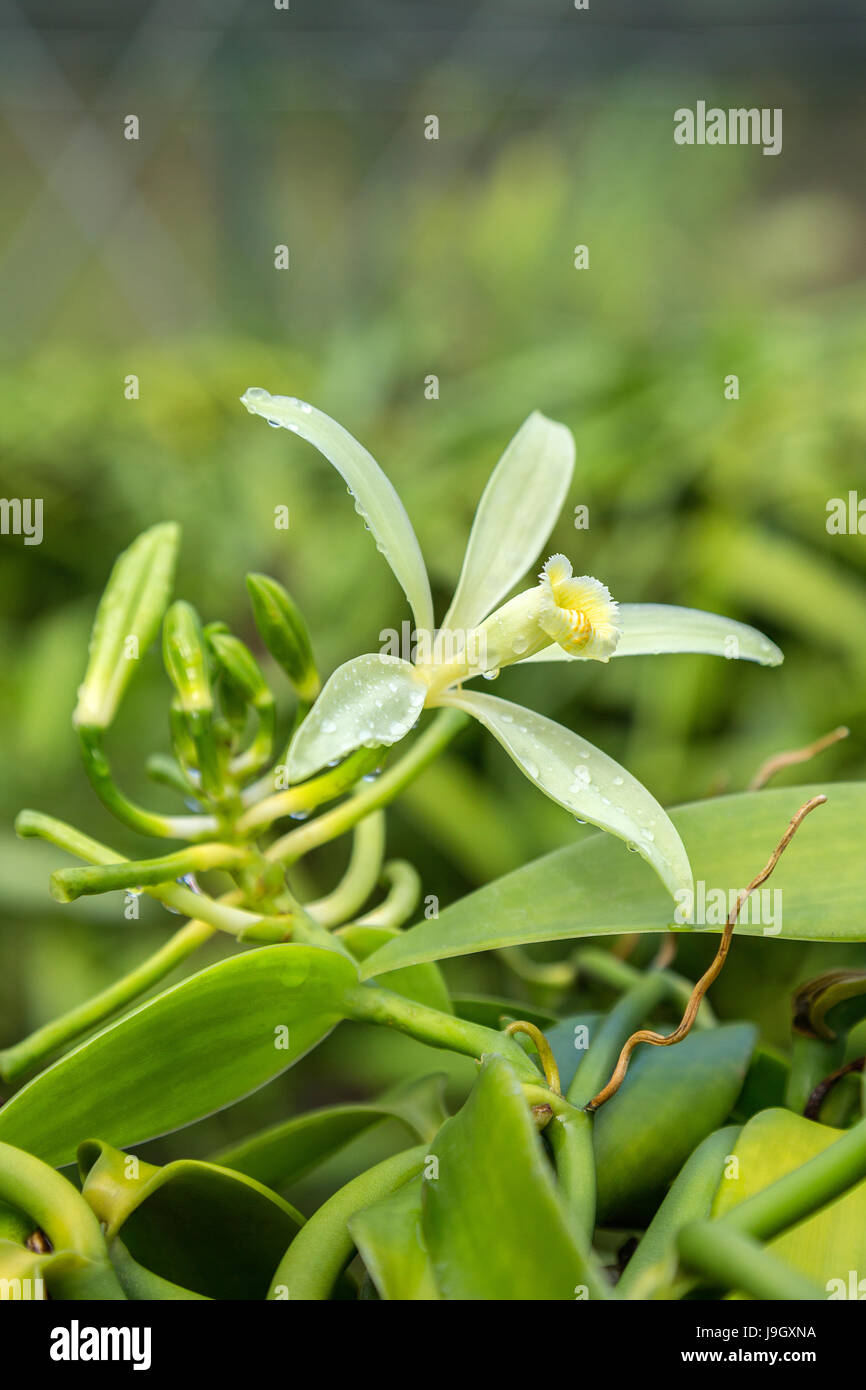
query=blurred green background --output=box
[1,0,865,1189]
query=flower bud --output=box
[162,601,213,714]
[246,573,319,702]
[207,630,272,711]
[74,522,180,731]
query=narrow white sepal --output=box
[242,389,434,636]
[442,411,575,633]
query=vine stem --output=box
[342,984,542,1083]
[584,794,827,1113]
[265,710,467,863]
[677,1221,822,1300]
[0,917,216,1082]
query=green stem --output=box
[354,860,421,929]
[78,728,217,839]
[0,1142,110,1262]
[719,1112,866,1243]
[547,1108,597,1243]
[237,745,381,832]
[677,1221,823,1300]
[567,970,671,1107]
[268,1145,427,1300]
[17,808,268,938]
[305,811,385,927]
[230,699,276,779]
[145,752,202,801]
[343,984,541,1083]
[617,1125,741,1300]
[0,919,214,1082]
[50,843,249,902]
[266,710,468,863]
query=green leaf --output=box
[360,784,865,976]
[617,1126,741,1299]
[339,923,452,1013]
[268,1145,427,1300]
[422,1055,606,1300]
[593,1024,756,1225]
[731,1044,790,1122]
[349,1176,440,1300]
[108,1238,208,1300]
[78,1140,303,1301]
[0,945,358,1167]
[211,1074,449,1189]
[711,1108,866,1295]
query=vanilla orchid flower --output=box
[241,388,782,896]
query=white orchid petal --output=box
[438,689,692,897]
[442,412,575,633]
[288,654,427,783]
[522,604,783,666]
[241,389,434,635]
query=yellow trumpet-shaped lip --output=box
[539,554,621,661]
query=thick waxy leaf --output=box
[78,1140,303,1301]
[241,389,434,634]
[545,1013,604,1092]
[422,1055,598,1300]
[360,784,865,977]
[350,1177,439,1300]
[442,411,574,632]
[338,923,452,1013]
[731,1045,790,1121]
[288,654,427,782]
[439,690,691,896]
[108,1239,207,1300]
[0,945,358,1167]
[711,1109,866,1295]
[526,604,783,666]
[212,1074,449,1189]
[593,1024,756,1225]
[617,1126,742,1299]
